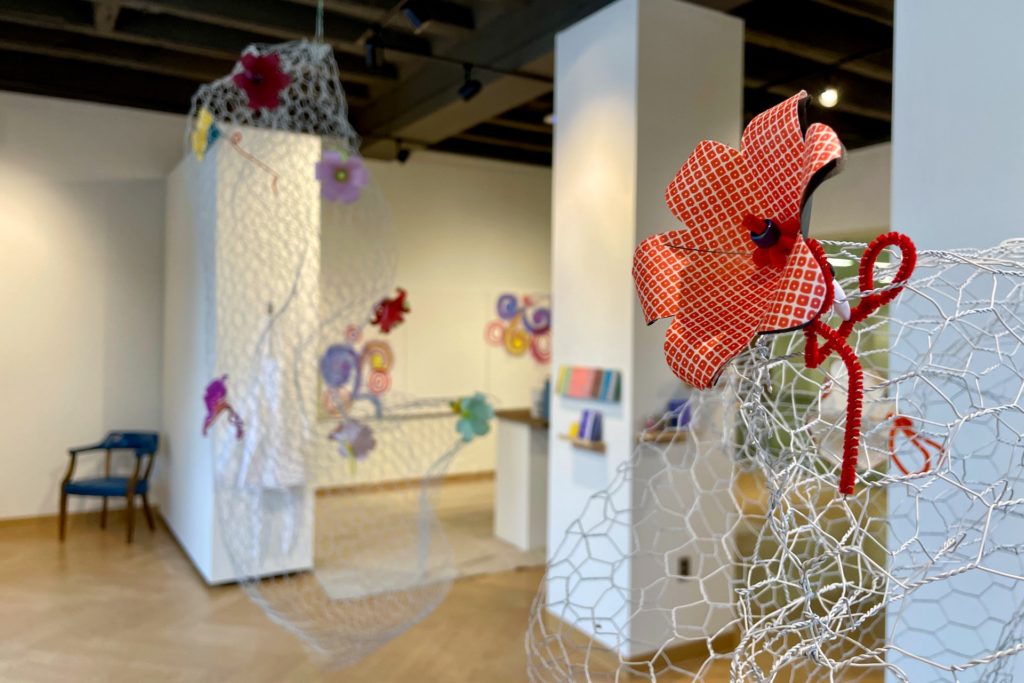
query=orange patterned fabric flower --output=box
[633,91,845,389]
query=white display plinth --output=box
[548,0,742,657]
[888,0,1024,678]
[494,410,549,552]
[158,128,317,584]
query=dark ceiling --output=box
[0,0,893,166]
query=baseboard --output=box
[0,504,161,529]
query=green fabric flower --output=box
[452,392,494,443]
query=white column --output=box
[548,0,742,655]
[888,1,1024,678]
[161,128,317,584]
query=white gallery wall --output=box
[811,142,891,237]
[0,92,181,520]
[331,151,553,483]
[0,91,552,520]
[0,86,892,521]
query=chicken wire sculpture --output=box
[185,39,489,667]
[527,238,1024,682]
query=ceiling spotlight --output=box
[395,140,411,164]
[458,63,482,102]
[543,112,556,126]
[402,1,427,32]
[818,85,839,108]
[365,26,383,69]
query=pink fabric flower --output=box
[315,151,369,203]
[232,52,290,111]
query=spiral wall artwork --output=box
[485,293,551,363]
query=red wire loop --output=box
[803,232,917,495]
[888,414,944,476]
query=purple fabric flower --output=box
[315,150,369,203]
[320,343,358,389]
[329,419,376,459]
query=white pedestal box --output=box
[158,128,318,584]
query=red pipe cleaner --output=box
[888,415,945,476]
[802,232,917,495]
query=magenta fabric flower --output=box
[202,375,244,440]
[232,52,290,111]
[316,151,369,203]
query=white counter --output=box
[494,409,549,552]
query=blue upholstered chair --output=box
[60,431,159,543]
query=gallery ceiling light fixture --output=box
[458,63,482,101]
[543,112,556,126]
[818,85,839,108]
[364,25,384,69]
[395,139,411,164]
[401,1,428,32]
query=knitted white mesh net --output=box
[527,239,1024,682]
[184,39,487,668]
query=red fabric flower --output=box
[371,288,410,334]
[633,91,845,389]
[232,52,290,111]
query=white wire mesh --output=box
[183,39,485,668]
[527,238,1024,682]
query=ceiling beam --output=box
[488,116,551,135]
[401,0,475,31]
[744,45,891,121]
[745,29,891,83]
[735,0,892,82]
[458,122,551,154]
[0,0,94,28]
[811,0,893,26]
[108,0,432,54]
[0,47,200,112]
[430,136,551,167]
[0,46,371,113]
[0,20,233,81]
[287,0,473,34]
[354,0,615,139]
[92,0,118,32]
[0,2,398,82]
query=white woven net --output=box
[527,238,1024,682]
[183,40,485,667]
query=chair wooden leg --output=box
[141,493,155,531]
[100,497,108,529]
[125,492,135,544]
[59,489,67,541]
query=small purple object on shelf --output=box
[667,398,691,429]
[579,409,603,442]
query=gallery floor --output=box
[0,479,542,682]
[0,476,892,682]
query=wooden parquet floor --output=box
[0,502,542,682]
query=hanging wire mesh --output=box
[183,39,486,668]
[527,238,1024,682]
